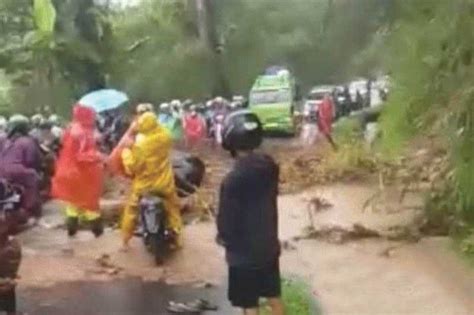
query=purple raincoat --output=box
[0,136,42,217]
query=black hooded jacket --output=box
[217,153,280,267]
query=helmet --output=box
[8,114,30,135]
[31,114,45,126]
[170,99,181,108]
[9,114,29,124]
[159,103,170,110]
[48,114,60,125]
[206,101,213,108]
[136,103,154,114]
[222,110,263,153]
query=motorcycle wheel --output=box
[150,233,167,265]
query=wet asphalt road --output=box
[19,277,235,315]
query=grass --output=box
[452,229,474,268]
[260,278,320,315]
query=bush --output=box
[261,278,319,315]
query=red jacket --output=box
[52,105,104,211]
[184,114,206,142]
[318,96,334,135]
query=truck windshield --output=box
[250,89,291,105]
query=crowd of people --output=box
[0,95,287,315]
[98,96,246,153]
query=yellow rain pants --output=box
[65,204,101,221]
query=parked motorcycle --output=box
[139,153,206,265]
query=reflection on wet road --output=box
[20,278,234,315]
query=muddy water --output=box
[278,184,474,315]
[18,181,474,315]
[279,183,424,240]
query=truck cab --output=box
[248,70,297,134]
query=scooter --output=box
[139,193,174,265]
[139,153,206,265]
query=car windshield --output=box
[250,89,291,104]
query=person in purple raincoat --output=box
[0,115,42,220]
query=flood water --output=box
[19,278,234,315]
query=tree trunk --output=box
[195,0,231,97]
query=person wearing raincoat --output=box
[159,102,183,142]
[51,105,105,237]
[120,112,182,249]
[0,115,42,220]
[183,105,206,149]
[318,94,338,150]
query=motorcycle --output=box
[139,153,205,265]
[38,138,61,202]
[0,179,23,234]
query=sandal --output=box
[167,301,201,314]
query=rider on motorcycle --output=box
[211,97,229,145]
[120,112,182,250]
[0,115,42,220]
[48,114,63,140]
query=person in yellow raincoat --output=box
[120,112,182,249]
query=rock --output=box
[294,224,381,244]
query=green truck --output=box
[248,70,297,134]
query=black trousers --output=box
[0,289,16,313]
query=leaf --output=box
[34,0,57,34]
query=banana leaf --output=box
[34,0,56,34]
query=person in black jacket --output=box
[217,111,284,315]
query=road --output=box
[15,139,474,315]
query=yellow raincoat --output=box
[120,112,182,244]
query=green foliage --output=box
[109,0,391,101]
[378,0,474,221]
[0,71,13,114]
[0,0,113,115]
[34,0,56,34]
[261,278,319,315]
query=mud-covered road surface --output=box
[16,139,474,315]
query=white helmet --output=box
[48,114,60,125]
[9,114,29,124]
[136,103,154,114]
[31,114,45,126]
[159,103,170,110]
[206,101,213,108]
[170,99,181,108]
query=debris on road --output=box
[294,224,381,244]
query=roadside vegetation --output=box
[261,279,319,315]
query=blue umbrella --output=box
[79,89,129,113]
